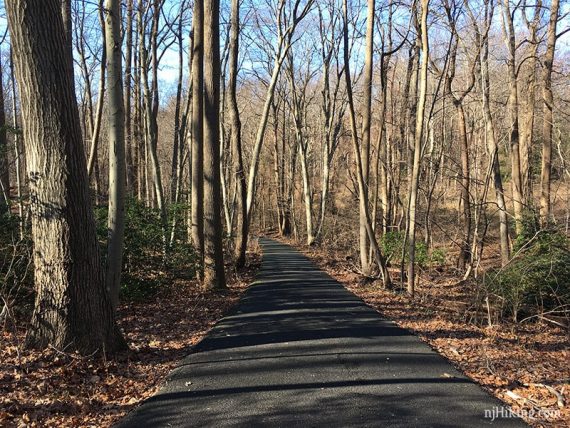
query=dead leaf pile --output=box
[0,253,260,427]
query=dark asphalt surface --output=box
[117,238,526,427]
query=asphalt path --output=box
[117,238,526,427]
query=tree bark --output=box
[228,0,248,267]
[203,0,226,289]
[407,0,429,296]
[359,0,375,274]
[6,0,125,354]
[191,0,205,274]
[104,0,126,311]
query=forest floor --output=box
[291,239,570,428]
[0,252,261,428]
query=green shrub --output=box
[380,231,443,268]
[484,230,570,321]
[95,198,198,301]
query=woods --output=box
[0,0,569,425]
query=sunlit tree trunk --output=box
[6,0,125,354]
[359,0,374,274]
[104,0,126,310]
[406,0,429,296]
[540,0,560,226]
[9,50,25,235]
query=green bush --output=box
[95,198,198,301]
[380,231,444,268]
[485,230,570,321]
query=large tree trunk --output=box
[191,0,205,274]
[203,0,226,289]
[104,0,126,310]
[540,0,560,226]
[6,0,125,354]
[228,0,248,267]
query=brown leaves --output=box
[0,254,259,427]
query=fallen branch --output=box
[523,383,565,408]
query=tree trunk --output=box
[343,0,391,287]
[6,0,125,354]
[0,59,9,214]
[407,0,429,296]
[477,0,510,265]
[456,102,472,270]
[142,0,168,255]
[203,0,226,289]
[540,0,560,226]
[124,0,135,193]
[501,0,524,234]
[191,0,205,274]
[104,0,126,311]
[87,1,106,181]
[228,0,247,267]
[519,1,541,202]
[359,0,375,274]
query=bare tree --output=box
[540,0,561,226]
[406,0,430,296]
[501,0,524,234]
[466,0,511,265]
[343,0,391,286]
[245,0,314,222]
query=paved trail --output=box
[118,238,525,427]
